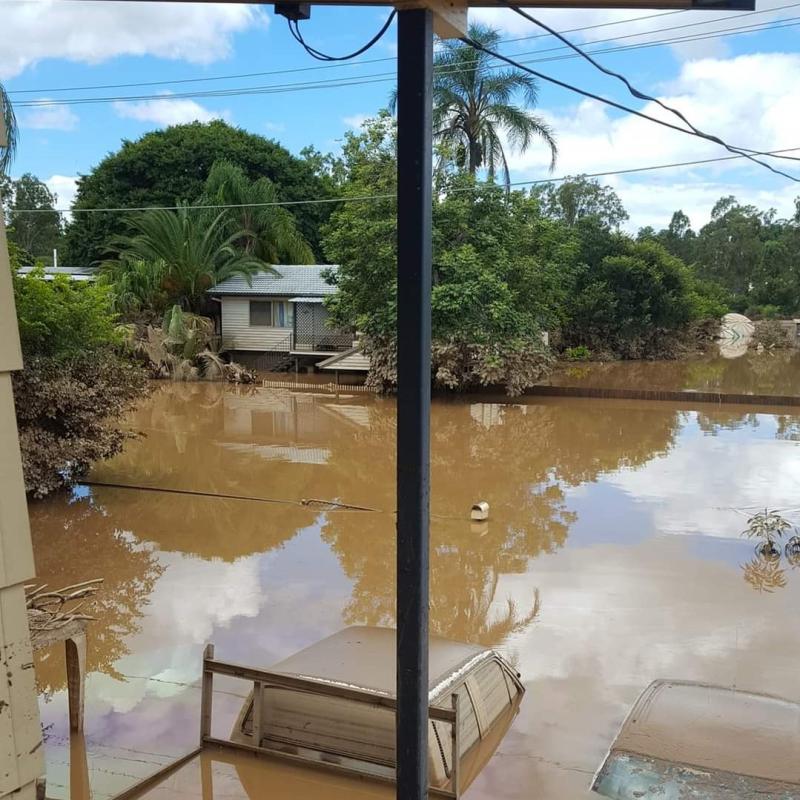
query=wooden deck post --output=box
[252,681,263,746]
[65,633,87,732]
[69,732,90,800]
[200,643,215,744]
[450,693,461,799]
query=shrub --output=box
[11,265,149,497]
[752,319,790,350]
[13,266,122,359]
[564,345,591,361]
[13,351,148,498]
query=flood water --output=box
[546,350,800,395]
[29,381,800,800]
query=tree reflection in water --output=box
[322,398,682,647]
[29,493,164,694]
[742,554,788,593]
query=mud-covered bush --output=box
[363,334,552,397]
[752,320,791,350]
[11,264,149,497]
[13,351,148,498]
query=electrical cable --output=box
[10,3,799,100]
[459,35,800,183]
[13,14,800,110]
[503,2,800,164]
[287,10,396,62]
[13,146,800,215]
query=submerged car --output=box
[225,626,524,797]
[593,679,800,800]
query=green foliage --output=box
[200,160,314,263]
[560,239,697,358]
[107,203,270,311]
[564,345,591,361]
[100,257,169,316]
[534,176,628,230]
[687,277,732,321]
[10,267,149,497]
[0,86,16,176]
[427,24,557,186]
[63,120,334,265]
[12,266,122,359]
[4,173,63,260]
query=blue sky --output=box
[3,0,800,231]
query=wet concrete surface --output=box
[28,381,800,799]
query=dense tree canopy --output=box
[64,121,336,265]
[641,196,800,317]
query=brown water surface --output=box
[29,381,800,800]
[547,350,800,395]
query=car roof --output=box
[269,626,489,700]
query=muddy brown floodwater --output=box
[28,381,800,800]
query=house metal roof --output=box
[208,265,338,297]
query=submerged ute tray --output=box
[592,679,800,800]
[200,626,524,798]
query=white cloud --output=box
[264,121,286,133]
[469,0,796,61]
[20,101,78,131]
[342,113,369,130]
[113,96,230,127]
[0,1,266,80]
[45,175,78,211]
[504,51,800,229]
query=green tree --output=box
[5,173,63,260]
[201,160,314,263]
[63,120,335,265]
[694,196,767,298]
[564,238,696,357]
[323,116,567,394]
[108,204,270,312]
[427,24,557,187]
[0,86,16,176]
[534,175,628,229]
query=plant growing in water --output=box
[741,508,791,557]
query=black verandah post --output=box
[395,8,434,800]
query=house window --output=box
[250,301,272,326]
[249,300,293,328]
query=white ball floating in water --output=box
[471,501,489,521]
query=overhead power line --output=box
[504,2,800,165]
[459,35,800,183]
[8,1,797,98]
[7,8,690,96]
[14,146,800,215]
[12,12,800,109]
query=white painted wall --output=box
[220,297,293,352]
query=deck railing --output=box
[199,643,462,798]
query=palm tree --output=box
[1,84,17,176]
[203,160,315,264]
[430,23,557,187]
[110,204,271,312]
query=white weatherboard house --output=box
[208,265,368,372]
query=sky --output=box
[3,0,800,233]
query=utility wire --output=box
[460,35,800,183]
[7,8,687,96]
[14,146,800,215]
[13,13,800,109]
[287,10,396,61]
[504,2,800,164]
